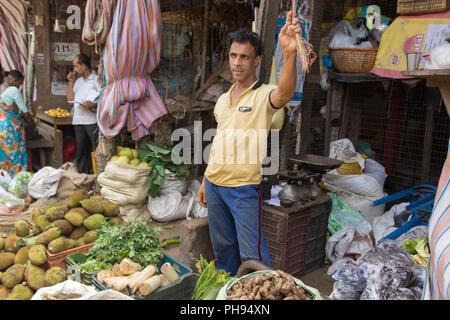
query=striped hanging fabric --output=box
[0,0,27,83]
[97,0,167,141]
[82,0,116,49]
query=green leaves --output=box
[81,221,164,272]
[138,141,190,197]
[192,255,232,300]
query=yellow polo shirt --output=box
[204,80,283,187]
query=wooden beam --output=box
[255,0,280,83]
[33,0,51,107]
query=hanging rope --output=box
[291,0,316,72]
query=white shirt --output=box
[72,72,101,125]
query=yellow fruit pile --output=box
[44,107,71,118]
[109,147,150,167]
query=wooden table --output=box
[36,110,73,167]
[402,69,450,112]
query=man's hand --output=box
[67,72,76,83]
[277,11,302,56]
[197,177,207,208]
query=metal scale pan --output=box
[288,154,344,174]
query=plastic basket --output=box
[262,194,332,278]
[46,243,94,270]
[65,252,97,285]
[329,48,378,73]
[91,253,193,300]
[397,0,450,15]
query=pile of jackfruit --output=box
[0,190,124,300]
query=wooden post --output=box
[200,0,211,87]
[255,0,281,83]
[33,0,51,107]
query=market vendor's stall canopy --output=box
[97,0,167,141]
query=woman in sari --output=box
[0,70,29,177]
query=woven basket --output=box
[329,48,378,73]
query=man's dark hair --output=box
[226,28,263,57]
[8,70,24,80]
[76,53,91,69]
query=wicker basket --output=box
[329,48,378,74]
[397,0,450,15]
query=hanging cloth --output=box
[97,0,167,141]
[82,0,116,51]
[0,1,28,103]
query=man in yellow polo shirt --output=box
[197,11,301,275]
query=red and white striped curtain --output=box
[97,0,167,141]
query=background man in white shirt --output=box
[67,53,101,174]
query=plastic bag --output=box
[32,280,133,300]
[28,166,64,199]
[159,170,188,196]
[326,226,373,263]
[394,226,428,247]
[372,202,409,242]
[428,44,450,70]
[329,139,366,170]
[0,187,25,214]
[186,180,208,220]
[336,190,386,225]
[364,159,387,188]
[0,170,11,191]
[147,191,190,222]
[328,192,372,236]
[328,20,372,49]
[330,263,368,300]
[8,171,34,199]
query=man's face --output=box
[229,41,261,83]
[72,57,85,76]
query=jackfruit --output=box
[89,195,104,201]
[76,238,85,247]
[48,237,77,254]
[68,207,90,219]
[14,245,32,265]
[2,264,25,288]
[4,233,23,253]
[83,230,98,243]
[25,263,45,290]
[53,219,73,235]
[30,208,43,225]
[110,217,124,225]
[0,285,10,300]
[101,200,119,217]
[43,202,65,215]
[30,225,41,236]
[47,237,67,254]
[44,267,67,287]
[36,215,51,230]
[80,199,104,214]
[35,227,61,246]
[45,205,68,221]
[0,252,15,270]
[6,284,33,300]
[14,220,29,237]
[67,189,90,208]
[69,226,88,240]
[28,245,46,266]
[83,214,105,230]
[0,237,4,251]
[64,211,85,227]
